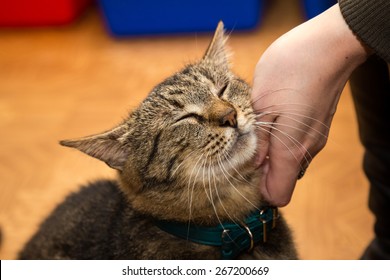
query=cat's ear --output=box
[203,21,230,68]
[60,123,129,171]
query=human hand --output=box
[252,5,369,206]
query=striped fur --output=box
[20,22,297,259]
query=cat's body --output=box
[19,22,298,259]
[20,180,296,259]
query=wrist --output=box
[316,4,370,70]
[255,4,369,95]
[301,4,370,73]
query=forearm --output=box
[254,4,369,104]
[251,4,371,206]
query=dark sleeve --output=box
[339,0,390,62]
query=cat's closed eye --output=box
[176,113,205,123]
[19,21,298,261]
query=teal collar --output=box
[155,207,278,259]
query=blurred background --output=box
[0,0,373,259]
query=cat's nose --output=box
[219,107,237,128]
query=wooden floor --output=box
[0,0,373,259]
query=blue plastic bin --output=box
[303,0,337,19]
[98,0,264,36]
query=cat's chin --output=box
[227,130,257,168]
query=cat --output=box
[19,22,297,260]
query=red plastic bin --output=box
[0,0,92,27]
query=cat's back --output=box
[19,180,138,259]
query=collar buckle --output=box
[220,207,278,259]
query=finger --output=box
[259,124,307,206]
[263,152,300,206]
[254,113,275,166]
[251,86,273,166]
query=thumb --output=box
[260,147,303,207]
[254,114,273,167]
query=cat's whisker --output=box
[186,153,205,226]
[206,153,227,231]
[171,150,198,177]
[255,109,330,133]
[222,150,254,186]
[255,121,322,141]
[251,90,324,129]
[250,88,299,107]
[210,162,245,248]
[254,125,312,168]
[213,157,242,228]
[186,152,210,240]
[216,154,261,212]
[190,153,239,237]
[253,102,318,114]
[206,153,214,201]
[255,110,327,162]
[258,122,313,168]
[200,151,213,205]
[22,22,299,260]
[218,151,252,185]
[204,152,236,232]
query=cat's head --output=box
[61,22,262,224]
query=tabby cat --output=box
[19,22,297,260]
